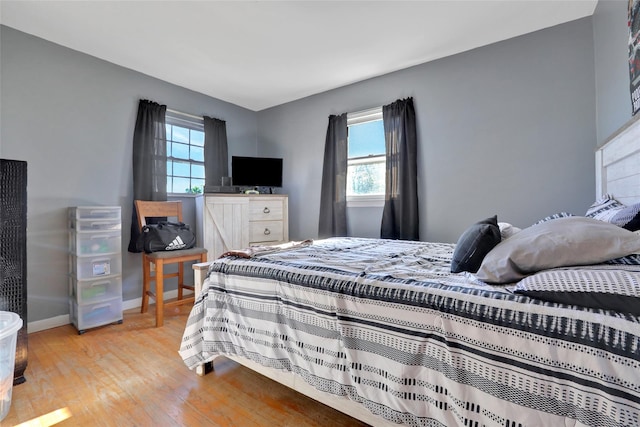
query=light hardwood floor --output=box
[3,305,368,427]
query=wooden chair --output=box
[134,200,207,327]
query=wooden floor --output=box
[3,305,368,427]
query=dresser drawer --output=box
[198,194,288,258]
[249,220,284,243]
[249,199,284,221]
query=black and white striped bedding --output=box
[179,237,640,427]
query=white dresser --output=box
[68,206,123,334]
[196,194,289,259]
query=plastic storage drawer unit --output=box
[69,206,121,221]
[68,206,123,334]
[69,275,122,304]
[70,219,121,232]
[70,298,123,334]
[70,253,122,279]
[69,230,121,256]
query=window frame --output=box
[165,112,206,196]
[346,107,385,208]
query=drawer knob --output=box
[263,228,271,235]
[263,207,270,214]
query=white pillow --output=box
[475,217,640,284]
[585,194,624,222]
[498,222,521,239]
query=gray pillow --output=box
[450,215,501,273]
[475,216,640,284]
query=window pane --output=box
[172,142,189,160]
[185,180,203,194]
[192,178,205,191]
[172,126,189,143]
[165,118,207,194]
[347,158,385,196]
[348,120,385,158]
[172,177,191,193]
[173,160,190,177]
[191,163,205,179]
[191,130,204,146]
[190,145,204,161]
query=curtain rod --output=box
[166,108,203,121]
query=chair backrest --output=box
[135,200,184,229]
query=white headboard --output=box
[596,114,640,205]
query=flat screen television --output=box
[231,156,283,188]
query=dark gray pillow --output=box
[450,215,501,273]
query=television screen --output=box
[231,156,283,188]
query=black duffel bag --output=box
[137,221,196,253]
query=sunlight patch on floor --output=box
[14,407,72,427]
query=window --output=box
[165,112,205,194]
[347,107,385,206]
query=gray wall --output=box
[0,3,633,325]
[0,26,258,322]
[593,0,633,145]
[258,18,597,244]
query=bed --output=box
[180,116,640,427]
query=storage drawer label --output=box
[92,260,111,276]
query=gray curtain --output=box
[128,99,167,252]
[318,113,348,238]
[203,116,228,187]
[380,97,419,240]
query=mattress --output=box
[179,237,640,427]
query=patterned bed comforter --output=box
[179,237,640,427]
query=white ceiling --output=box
[0,1,597,111]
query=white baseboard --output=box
[28,314,71,333]
[27,289,189,333]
